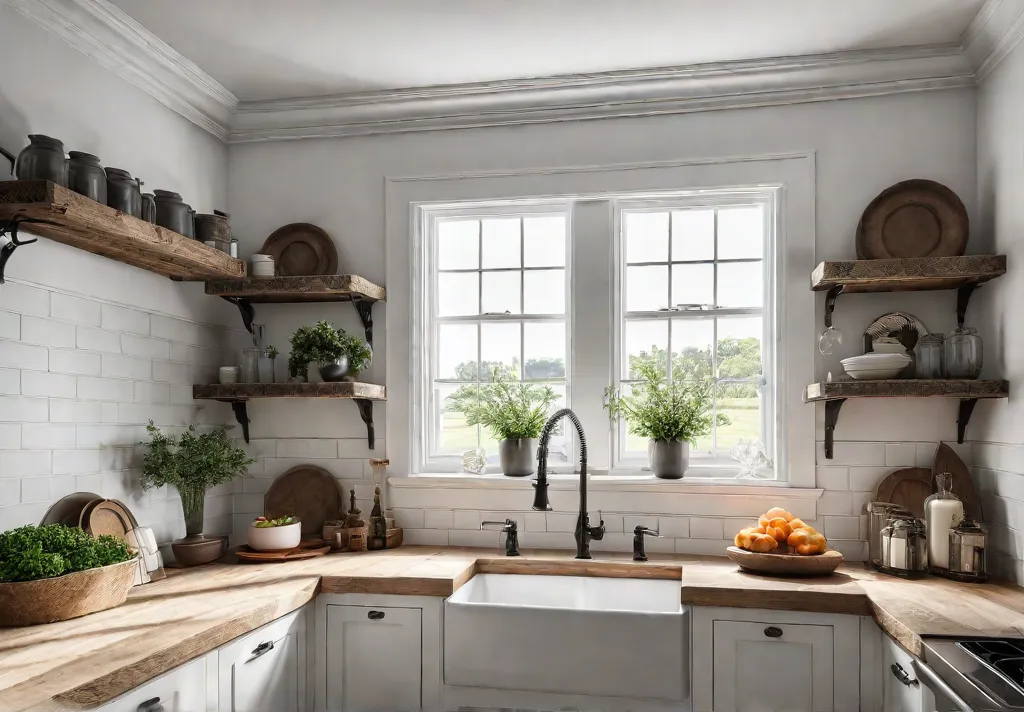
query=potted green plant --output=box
[605,360,727,478]
[446,368,557,476]
[140,422,254,563]
[339,330,373,377]
[289,321,372,382]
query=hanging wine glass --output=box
[818,325,843,356]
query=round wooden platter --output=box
[235,538,330,563]
[726,546,844,577]
[264,464,344,537]
[260,222,338,276]
[856,179,968,259]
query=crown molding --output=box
[962,0,1024,80]
[228,46,974,143]
[2,0,237,140]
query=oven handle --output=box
[911,659,974,712]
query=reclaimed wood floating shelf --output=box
[204,275,386,347]
[193,382,386,448]
[804,379,1009,459]
[810,255,1006,293]
[0,180,246,280]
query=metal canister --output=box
[880,515,928,577]
[866,502,911,569]
[948,518,987,582]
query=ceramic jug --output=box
[67,152,106,203]
[7,135,68,186]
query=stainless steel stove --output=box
[920,638,1024,711]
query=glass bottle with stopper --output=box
[345,489,366,552]
[367,486,387,550]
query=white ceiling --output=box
[109,0,987,102]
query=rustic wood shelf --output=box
[803,379,1009,459]
[0,181,245,280]
[204,275,385,346]
[813,255,1007,333]
[193,381,386,447]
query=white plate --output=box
[846,368,905,380]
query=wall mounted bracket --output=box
[823,398,846,459]
[0,213,60,284]
[354,299,374,349]
[218,400,251,443]
[355,398,375,448]
[956,284,978,329]
[823,285,844,330]
[957,398,978,445]
[221,296,255,334]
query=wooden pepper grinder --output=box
[345,489,366,552]
[367,486,387,551]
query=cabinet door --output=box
[326,605,421,712]
[881,636,933,712]
[99,656,208,712]
[219,611,303,712]
[713,620,834,712]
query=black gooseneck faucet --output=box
[532,408,604,559]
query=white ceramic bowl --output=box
[871,339,908,355]
[247,520,301,551]
[846,367,906,380]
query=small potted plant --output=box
[289,321,372,382]
[605,360,727,478]
[140,422,254,564]
[446,368,557,476]
[339,330,373,378]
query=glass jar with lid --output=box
[925,472,964,572]
[915,332,945,378]
[944,326,983,379]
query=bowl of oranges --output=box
[727,507,843,576]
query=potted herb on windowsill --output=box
[446,368,557,476]
[140,422,254,565]
[288,320,372,382]
[605,361,728,479]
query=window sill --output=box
[391,473,823,499]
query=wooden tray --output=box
[726,547,844,577]
[874,467,933,518]
[235,539,330,563]
[264,465,344,537]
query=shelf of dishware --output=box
[0,180,245,280]
[810,255,1006,293]
[804,379,1009,459]
[192,381,386,447]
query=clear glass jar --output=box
[239,348,260,383]
[258,350,276,384]
[915,333,945,378]
[924,472,964,572]
[945,326,983,379]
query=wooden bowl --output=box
[726,546,844,577]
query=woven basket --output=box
[0,557,139,626]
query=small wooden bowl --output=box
[726,546,844,577]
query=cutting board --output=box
[264,465,343,537]
[873,467,933,518]
[932,442,982,521]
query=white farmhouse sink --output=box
[444,573,687,703]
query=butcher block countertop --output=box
[4,546,1024,711]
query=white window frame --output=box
[387,154,816,488]
[611,192,777,474]
[418,201,574,474]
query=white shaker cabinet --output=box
[217,608,306,712]
[692,607,860,712]
[94,654,214,712]
[880,633,934,712]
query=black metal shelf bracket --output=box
[957,399,978,444]
[823,285,844,330]
[0,213,58,284]
[354,398,375,449]
[224,401,250,443]
[823,398,846,459]
[354,299,374,349]
[222,296,255,334]
[956,284,978,329]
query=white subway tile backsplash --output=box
[76,326,122,353]
[0,311,18,340]
[546,512,578,532]
[816,490,854,516]
[0,368,18,395]
[658,516,690,538]
[121,334,170,360]
[524,511,547,531]
[0,340,48,371]
[403,529,450,546]
[391,508,425,529]
[453,510,481,530]
[51,293,101,326]
[152,360,188,383]
[424,509,454,529]
[102,355,151,380]
[815,466,849,490]
[78,377,134,402]
[276,439,337,459]
[848,466,891,493]
[0,282,49,317]
[50,399,101,424]
[133,381,169,403]
[101,304,149,335]
[21,316,75,348]
[49,348,101,376]
[0,396,48,422]
[0,450,50,478]
[22,372,76,398]
[0,424,19,449]
[20,476,51,503]
[53,449,100,475]
[623,515,659,533]
[822,515,861,539]
[0,479,19,505]
[816,441,886,466]
[151,315,200,343]
[689,517,724,540]
[885,443,918,467]
[22,425,76,449]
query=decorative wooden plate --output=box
[235,539,330,563]
[726,547,844,577]
[261,223,338,276]
[85,501,132,541]
[874,467,933,518]
[40,491,101,527]
[856,179,969,259]
[933,442,982,521]
[264,465,344,537]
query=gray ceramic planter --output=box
[319,356,350,382]
[648,439,689,479]
[499,438,537,477]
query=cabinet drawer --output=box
[713,620,834,712]
[97,656,207,712]
[881,635,933,712]
[326,604,422,712]
[219,609,303,712]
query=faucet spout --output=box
[533,408,602,559]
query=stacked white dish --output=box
[251,253,275,277]
[218,366,239,385]
[841,353,911,380]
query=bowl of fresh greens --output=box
[0,524,138,626]
[247,515,301,551]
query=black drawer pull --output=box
[248,640,274,662]
[764,626,783,638]
[891,662,919,687]
[368,610,385,620]
[137,698,164,712]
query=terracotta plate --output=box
[85,500,133,541]
[40,491,101,527]
[264,465,344,537]
[856,179,969,259]
[261,223,338,276]
[726,547,844,577]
